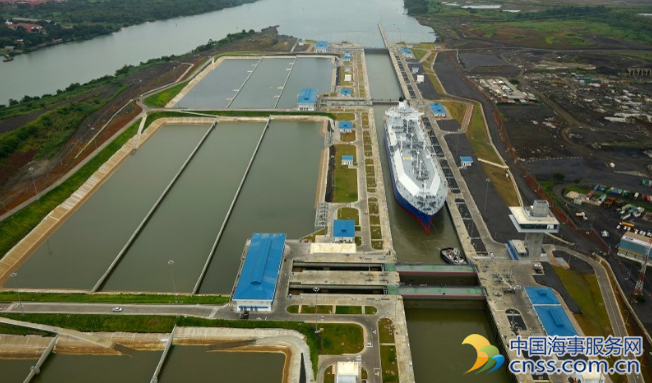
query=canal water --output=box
[0,0,433,105]
[159,347,284,383]
[1,348,284,383]
[31,351,162,383]
[405,308,510,383]
[199,120,323,294]
[102,122,266,293]
[6,125,211,290]
[176,59,260,109]
[276,57,334,109]
[367,53,461,264]
[0,357,38,383]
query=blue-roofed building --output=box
[460,156,473,168]
[297,88,318,111]
[400,48,414,58]
[333,220,355,243]
[533,306,578,337]
[430,102,447,117]
[338,121,353,133]
[618,232,652,264]
[340,88,352,97]
[341,155,354,166]
[343,53,351,62]
[315,40,328,53]
[232,233,286,312]
[525,286,561,305]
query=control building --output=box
[232,233,286,312]
[509,200,559,258]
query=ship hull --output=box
[384,128,435,233]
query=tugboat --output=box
[440,247,467,265]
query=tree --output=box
[552,173,566,183]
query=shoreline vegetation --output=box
[405,0,652,49]
[0,0,261,58]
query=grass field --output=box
[143,81,189,108]
[319,323,364,354]
[302,305,334,314]
[365,306,377,315]
[439,100,467,125]
[378,318,395,344]
[332,144,358,203]
[553,266,612,337]
[0,292,228,305]
[337,207,360,225]
[380,345,399,382]
[464,102,519,206]
[335,306,362,315]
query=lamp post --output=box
[28,166,37,194]
[10,273,24,316]
[313,287,320,333]
[484,178,491,213]
[168,260,177,304]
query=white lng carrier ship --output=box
[384,98,448,233]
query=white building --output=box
[509,200,559,258]
[336,361,359,383]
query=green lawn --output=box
[143,80,189,108]
[439,100,466,125]
[553,266,612,337]
[332,144,358,203]
[365,306,377,315]
[0,292,228,305]
[337,207,360,226]
[286,305,300,314]
[335,306,362,315]
[318,323,364,354]
[380,345,399,382]
[301,305,333,314]
[324,365,335,383]
[378,318,395,344]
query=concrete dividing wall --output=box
[23,335,57,383]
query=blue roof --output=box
[338,121,353,130]
[334,220,355,238]
[342,155,354,161]
[534,306,578,337]
[297,88,318,104]
[343,53,351,61]
[400,48,413,56]
[460,156,473,163]
[316,40,328,49]
[340,88,352,96]
[525,286,561,305]
[233,233,286,301]
[430,103,446,115]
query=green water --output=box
[199,120,323,293]
[6,125,210,290]
[102,122,266,293]
[159,347,284,383]
[405,309,510,383]
[31,351,161,383]
[0,358,37,383]
[176,59,260,109]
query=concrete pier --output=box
[191,119,270,294]
[150,326,176,383]
[23,335,57,383]
[91,120,217,292]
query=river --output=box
[0,0,433,105]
